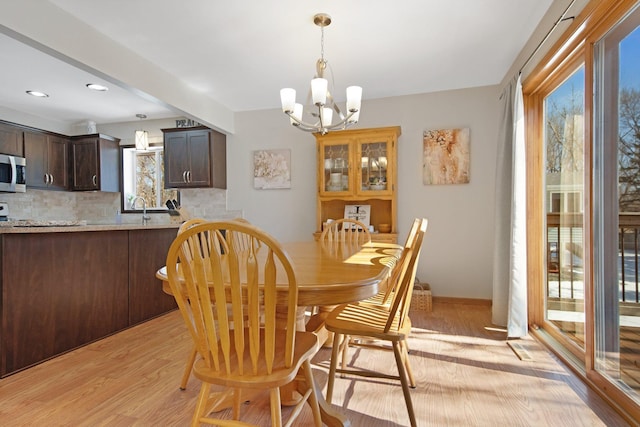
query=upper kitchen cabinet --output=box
[0,122,23,157]
[315,126,400,243]
[70,134,120,192]
[23,130,69,190]
[163,126,226,189]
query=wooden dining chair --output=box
[166,220,321,426]
[325,218,428,427]
[176,218,216,390]
[320,218,371,245]
[335,218,423,375]
[176,217,261,390]
[362,217,422,308]
[316,218,373,329]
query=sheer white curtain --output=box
[492,75,528,338]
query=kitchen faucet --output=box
[131,196,151,225]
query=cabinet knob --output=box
[92,175,97,186]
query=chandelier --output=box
[280,13,362,135]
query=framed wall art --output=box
[422,128,470,185]
[253,149,292,189]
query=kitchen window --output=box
[121,145,178,212]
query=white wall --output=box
[1,86,500,300]
[229,85,500,300]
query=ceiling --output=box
[0,0,556,127]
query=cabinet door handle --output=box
[182,171,187,183]
[187,170,192,183]
[44,174,49,184]
[92,175,97,186]
[50,174,54,185]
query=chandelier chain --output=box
[320,25,325,64]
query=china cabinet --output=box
[315,126,400,243]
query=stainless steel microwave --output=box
[0,154,26,193]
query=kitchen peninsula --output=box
[0,223,180,377]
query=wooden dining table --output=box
[156,239,402,427]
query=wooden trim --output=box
[432,296,491,307]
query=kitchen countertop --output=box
[0,221,181,234]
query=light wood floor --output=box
[0,302,631,426]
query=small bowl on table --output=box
[378,223,391,233]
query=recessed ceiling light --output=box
[26,90,49,98]
[86,83,109,91]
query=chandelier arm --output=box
[284,108,359,133]
[285,112,322,132]
[323,110,359,130]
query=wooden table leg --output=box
[276,306,351,426]
[294,363,351,427]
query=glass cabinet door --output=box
[359,140,390,193]
[321,142,351,193]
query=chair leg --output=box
[180,345,197,390]
[302,360,323,427]
[400,339,416,388]
[392,341,417,427]
[326,332,343,403]
[233,388,242,420]
[340,334,350,377]
[269,387,283,427]
[191,382,212,427]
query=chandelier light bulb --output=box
[291,103,303,125]
[321,107,333,126]
[311,78,328,106]
[280,88,296,113]
[346,86,362,112]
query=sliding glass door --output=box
[593,4,640,400]
[543,65,586,355]
[528,0,640,418]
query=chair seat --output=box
[325,303,411,342]
[193,329,319,389]
[357,291,394,308]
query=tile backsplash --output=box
[0,188,241,225]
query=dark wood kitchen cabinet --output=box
[70,134,120,191]
[0,231,129,376]
[163,126,226,189]
[0,122,23,156]
[128,228,178,325]
[23,130,69,190]
[0,227,178,377]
